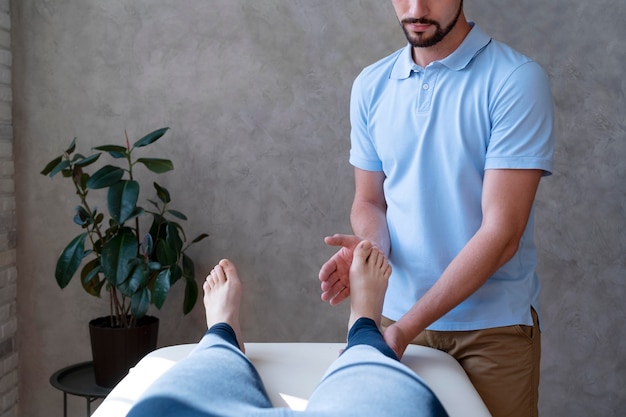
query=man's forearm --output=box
[350,200,391,256]
[394,223,522,340]
[392,169,542,342]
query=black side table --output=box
[50,361,112,417]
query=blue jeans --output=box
[127,318,448,417]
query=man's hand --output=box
[383,323,410,359]
[319,234,362,305]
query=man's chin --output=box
[402,27,440,48]
[409,36,439,48]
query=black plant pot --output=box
[89,315,159,388]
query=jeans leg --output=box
[127,328,281,417]
[305,318,449,417]
[343,317,398,360]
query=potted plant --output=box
[41,127,208,387]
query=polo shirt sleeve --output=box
[349,73,384,172]
[485,61,555,175]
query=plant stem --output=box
[72,178,105,245]
[125,139,143,264]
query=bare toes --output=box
[354,240,373,261]
[218,259,240,282]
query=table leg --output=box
[87,396,99,416]
[63,392,67,417]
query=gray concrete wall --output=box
[11,1,625,416]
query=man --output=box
[319,1,554,416]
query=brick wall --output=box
[0,0,17,416]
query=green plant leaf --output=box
[152,269,171,309]
[153,182,171,204]
[115,258,143,298]
[183,274,198,315]
[141,233,153,257]
[131,287,151,318]
[65,138,77,154]
[125,206,145,223]
[62,168,74,178]
[170,264,183,285]
[75,153,101,168]
[191,233,209,243]
[127,262,148,294]
[181,255,196,314]
[101,228,138,286]
[166,222,183,253]
[71,153,85,162]
[73,205,91,226]
[133,127,170,148]
[148,213,167,242]
[81,258,101,284]
[108,180,140,224]
[55,233,87,289]
[155,239,177,267]
[93,145,128,159]
[47,159,71,178]
[81,259,104,297]
[136,158,174,174]
[146,199,160,210]
[167,209,187,221]
[78,172,89,189]
[40,155,63,176]
[115,280,131,298]
[182,253,195,279]
[86,165,125,189]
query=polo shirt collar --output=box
[390,22,492,79]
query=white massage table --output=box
[92,343,491,417]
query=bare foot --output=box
[348,240,392,330]
[203,259,244,351]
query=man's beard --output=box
[400,1,463,48]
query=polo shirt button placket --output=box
[418,64,440,112]
[411,68,424,114]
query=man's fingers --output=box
[323,233,355,248]
[329,287,350,305]
[323,234,344,246]
[321,274,348,303]
[320,279,335,292]
[319,235,359,305]
[318,258,337,282]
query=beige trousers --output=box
[381,309,541,417]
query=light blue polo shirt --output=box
[349,24,554,330]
